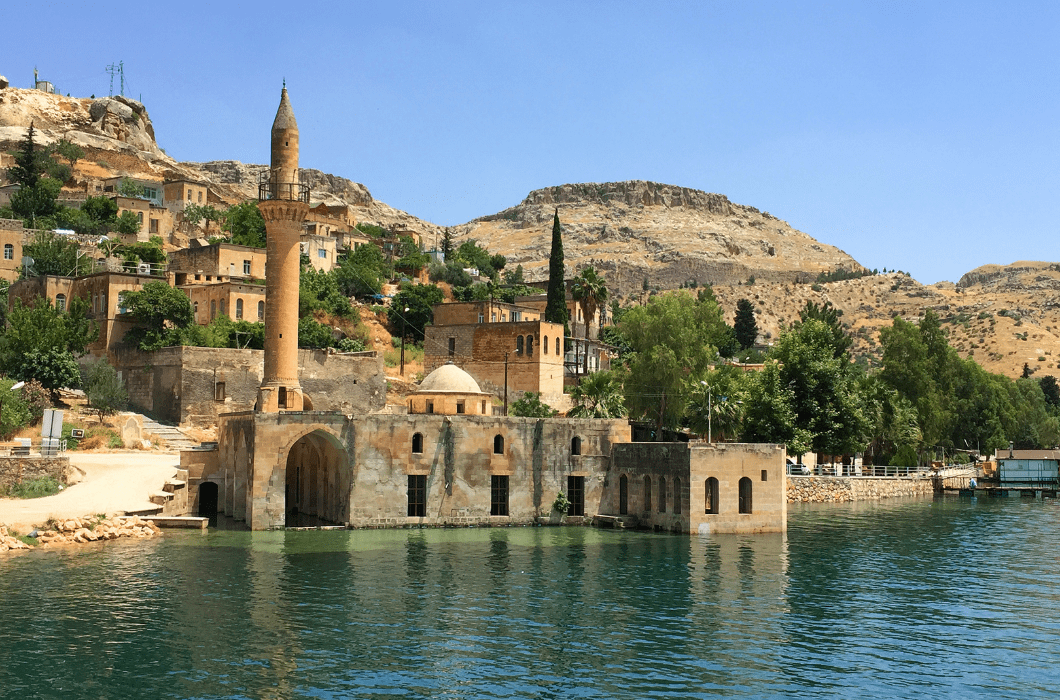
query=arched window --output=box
[644,476,652,512]
[658,476,667,513]
[527,335,534,357]
[673,476,682,514]
[219,298,226,316]
[516,336,524,355]
[235,298,244,320]
[619,474,628,515]
[705,477,719,514]
[493,434,504,455]
[555,336,561,355]
[137,212,144,226]
[543,336,549,354]
[412,433,424,454]
[571,436,581,455]
[55,294,66,312]
[258,300,265,320]
[739,477,753,514]
[210,300,217,319]
[3,244,12,260]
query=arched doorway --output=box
[284,430,350,527]
[198,481,219,516]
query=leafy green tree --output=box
[23,230,92,277]
[390,283,444,342]
[503,264,525,286]
[120,281,195,350]
[429,260,473,287]
[395,235,431,274]
[12,347,80,402]
[183,203,223,228]
[300,266,353,317]
[121,236,166,270]
[570,266,608,375]
[0,297,96,380]
[441,227,453,260]
[224,201,267,248]
[52,138,85,172]
[567,371,625,418]
[742,319,870,456]
[799,300,851,358]
[685,366,749,441]
[0,378,34,440]
[619,292,730,439]
[335,243,390,297]
[509,392,558,418]
[1040,375,1060,410]
[740,359,812,456]
[734,298,758,350]
[545,209,569,331]
[298,315,336,349]
[9,178,61,227]
[118,178,145,198]
[81,358,128,423]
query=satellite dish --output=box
[21,256,33,267]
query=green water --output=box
[1,496,1059,699]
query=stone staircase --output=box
[139,416,199,451]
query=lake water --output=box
[1,496,1059,699]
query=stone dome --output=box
[418,363,484,394]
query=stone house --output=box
[300,233,338,272]
[163,180,211,211]
[168,242,266,286]
[423,300,567,407]
[182,281,266,325]
[0,218,24,282]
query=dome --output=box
[418,363,483,394]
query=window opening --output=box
[644,476,652,512]
[567,475,585,516]
[412,432,424,454]
[673,476,682,514]
[705,477,719,514]
[658,476,667,513]
[619,475,628,515]
[571,436,581,455]
[739,477,753,514]
[408,475,427,517]
[493,435,504,455]
[491,475,509,516]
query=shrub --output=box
[0,476,63,499]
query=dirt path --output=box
[0,452,180,533]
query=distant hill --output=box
[453,180,865,297]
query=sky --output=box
[5,1,1059,284]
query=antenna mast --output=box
[105,61,125,96]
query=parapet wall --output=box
[787,475,933,503]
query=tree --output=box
[12,348,80,402]
[1040,375,1060,409]
[82,359,128,423]
[52,138,85,172]
[24,230,94,277]
[120,281,195,350]
[0,296,97,376]
[567,371,625,418]
[441,227,453,260]
[298,315,337,349]
[503,264,525,286]
[685,366,749,441]
[335,243,390,297]
[224,201,267,248]
[733,298,758,350]
[299,266,353,317]
[509,392,558,418]
[618,292,731,439]
[390,283,444,342]
[6,124,65,227]
[0,378,33,440]
[741,319,871,457]
[118,178,144,198]
[799,300,851,358]
[570,266,609,375]
[544,209,568,331]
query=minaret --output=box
[256,86,310,413]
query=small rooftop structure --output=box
[409,362,493,416]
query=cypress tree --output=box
[545,208,568,328]
[734,298,759,350]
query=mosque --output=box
[184,88,787,534]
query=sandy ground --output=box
[0,452,180,533]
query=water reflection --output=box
[3,499,1060,698]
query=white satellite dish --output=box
[21,256,33,267]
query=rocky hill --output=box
[454,181,864,297]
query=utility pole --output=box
[503,351,509,416]
[399,306,409,376]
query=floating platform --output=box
[142,516,209,529]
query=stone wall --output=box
[117,345,385,426]
[786,475,933,503]
[0,456,72,489]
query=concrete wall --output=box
[169,243,266,284]
[182,282,266,324]
[786,475,934,503]
[117,346,385,426]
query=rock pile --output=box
[0,516,162,552]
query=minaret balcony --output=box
[258,172,310,203]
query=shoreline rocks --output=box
[0,515,162,552]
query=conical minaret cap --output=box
[272,87,298,132]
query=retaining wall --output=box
[787,475,933,503]
[0,456,72,490]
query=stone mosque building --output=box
[184,88,786,535]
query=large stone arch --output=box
[280,426,351,527]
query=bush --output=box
[0,476,63,499]
[509,392,558,418]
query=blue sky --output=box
[6,1,1058,284]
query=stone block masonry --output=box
[0,456,72,490]
[787,475,933,503]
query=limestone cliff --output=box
[455,181,864,296]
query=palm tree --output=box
[570,266,609,375]
[567,371,626,418]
